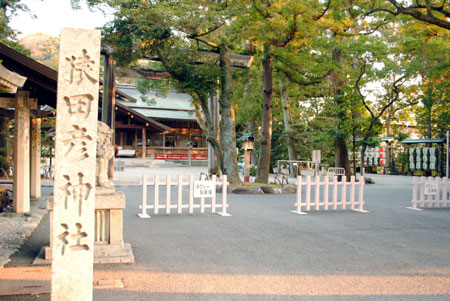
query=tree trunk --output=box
[386,104,394,172]
[425,90,433,139]
[279,76,298,176]
[194,101,222,174]
[331,47,352,180]
[256,43,273,183]
[197,95,224,172]
[219,44,241,185]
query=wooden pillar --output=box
[102,54,116,181]
[30,118,41,198]
[0,113,10,172]
[101,54,116,127]
[13,91,30,213]
[162,132,166,150]
[134,130,138,152]
[142,127,146,159]
[119,131,124,146]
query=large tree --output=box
[79,0,243,184]
[236,0,330,183]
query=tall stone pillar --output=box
[51,28,100,301]
[13,91,30,213]
[30,118,41,198]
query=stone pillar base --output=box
[37,189,134,265]
[37,243,134,265]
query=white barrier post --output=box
[154,175,160,214]
[353,176,368,213]
[177,175,183,214]
[306,175,311,211]
[315,176,320,210]
[333,176,338,210]
[407,177,421,210]
[211,175,217,213]
[189,175,194,214]
[350,176,356,210]
[324,176,330,210]
[420,176,426,208]
[138,174,151,218]
[436,177,441,208]
[166,175,171,214]
[291,176,307,215]
[444,177,449,207]
[218,175,231,216]
[200,174,205,213]
[341,176,347,210]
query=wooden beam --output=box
[116,67,169,80]
[0,97,38,109]
[0,97,15,108]
[115,123,144,129]
[101,43,253,70]
[0,63,27,93]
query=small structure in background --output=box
[114,85,207,161]
[239,133,254,183]
[402,138,447,177]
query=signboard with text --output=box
[312,150,321,164]
[194,181,215,198]
[424,182,438,195]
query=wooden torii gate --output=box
[0,63,42,213]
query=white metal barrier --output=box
[291,175,368,215]
[408,176,449,210]
[138,174,230,218]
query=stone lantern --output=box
[240,133,254,183]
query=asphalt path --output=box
[3,174,450,300]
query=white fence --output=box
[138,174,230,218]
[409,176,449,210]
[291,175,368,215]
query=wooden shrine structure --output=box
[0,42,57,213]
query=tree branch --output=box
[186,22,226,39]
[368,0,450,30]
[314,0,331,20]
[355,62,374,119]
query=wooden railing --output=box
[153,153,208,160]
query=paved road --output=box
[2,167,450,300]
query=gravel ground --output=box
[0,188,51,267]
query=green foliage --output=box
[0,0,32,53]
[71,0,449,171]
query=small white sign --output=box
[194,181,215,198]
[424,182,438,195]
[312,150,321,163]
